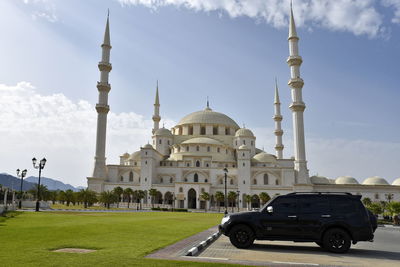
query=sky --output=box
[0,0,399,187]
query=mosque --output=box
[87,8,400,209]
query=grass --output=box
[50,203,131,210]
[0,211,235,266]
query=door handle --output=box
[321,215,331,218]
[288,215,297,218]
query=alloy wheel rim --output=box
[236,230,249,243]
[329,233,345,249]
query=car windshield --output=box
[259,196,277,212]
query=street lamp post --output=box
[16,169,27,209]
[236,190,240,212]
[223,168,228,216]
[32,157,47,212]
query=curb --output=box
[186,232,221,256]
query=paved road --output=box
[198,227,400,266]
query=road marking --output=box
[272,261,319,266]
[194,256,229,261]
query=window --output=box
[207,146,210,152]
[145,152,147,155]
[160,178,163,183]
[186,146,189,152]
[159,139,162,144]
[145,161,147,165]
[120,176,123,182]
[189,126,193,135]
[226,149,228,154]
[186,163,190,167]
[251,141,254,146]
[196,160,200,167]
[206,163,209,167]
[205,179,208,183]
[220,179,223,184]
[194,173,199,182]
[196,146,200,151]
[330,196,358,213]
[225,128,229,135]
[230,179,234,185]
[242,152,245,157]
[134,162,137,166]
[213,126,218,135]
[168,140,170,145]
[200,127,206,135]
[243,140,246,145]
[235,141,237,146]
[217,148,220,153]
[271,196,297,214]
[298,196,328,214]
[178,147,181,152]
[275,179,279,185]
[253,179,257,185]
[263,174,268,185]
[184,178,188,182]
[243,163,245,167]
[201,188,205,193]
[179,187,183,193]
[129,172,134,182]
[375,193,380,200]
[170,177,173,183]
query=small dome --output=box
[128,151,141,160]
[335,176,359,185]
[143,144,153,149]
[392,178,400,186]
[177,108,239,128]
[181,137,223,146]
[121,152,130,158]
[154,127,172,136]
[238,144,250,150]
[362,176,389,185]
[310,175,330,185]
[235,128,254,137]
[252,152,277,163]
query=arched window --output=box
[189,126,193,135]
[225,128,229,135]
[253,179,257,185]
[263,174,268,185]
[217,147,220,153]
[235,140,237,146]
[230,179,234,185]
[184,178,188,182]
[207,146,210,152]
[213,126,218,135]
[196,146,200,151]
[275,179,279,185]
[220,179,223,184]
[178,146,181,152]
[194,173,199,182]
[375,193,379,200]
[179,187,183,193]
[186,146,189,151]
[243,140,246,145]
[200,127,206,135]
[226,149,228,154]
[159,139,162,144]
[251,141,254,146]
[196,160,200,167]
[170,177,173,183]
[134,162,137,166]
[129,172,134,182]
[201,188,205,193]
[242,152,245,157]
[167,140,170,145]
[243,162,245,167]
[120,176,123,182]
[205,179,208,183]
[186,163,190,167]
[206,163,209,167]
[160,177,163,183]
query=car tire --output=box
[323,228,351,253]
[315,241,324,248]
[229,224,255,249]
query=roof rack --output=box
[287,192,353,195]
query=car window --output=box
[298,196,329,214]
[329,196,357,213]
[271,196,297,214]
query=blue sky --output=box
[0,0,399,186]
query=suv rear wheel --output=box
[323,228,351,253]
[229,224,255,249]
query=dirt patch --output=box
[53,248,96,253]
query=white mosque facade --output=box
[87,10,400,209]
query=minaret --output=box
[92,13,112,179]
[287,3,309,183]
[273,78,284,159]
[152,81,160,134]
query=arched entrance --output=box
[251,194,260,209]
[187,188,197,209]
[155,191,163,205]
[164,191,173,205]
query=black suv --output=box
[219,192,377,253]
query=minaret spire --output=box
[92,12,112,179]
[287,3,309,183]
[152,80,161,134]
[273,78,284,159]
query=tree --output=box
[58,190,66,204]
[64,189,75,206]
[245,195,252,210]
[28,184,50,201]
[215,191,224,212]
[367,202,383,216]
[385,193,394,203]
[362,197,372,207]
[200,192,210,212]
[49,191,58,204]
[386,202,400,224]
[123,188,134,208]
[228,191,237,212]
[259,192,271,206]
[99,191,118,209]
[136,190,145,210]
[149,188,159,208]
[77,188,97,208]
[113,186,124,208]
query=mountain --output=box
[25,177,83,192]
[0,173,36,191]
[0,173,84,192]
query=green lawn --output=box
[0,211,234,266]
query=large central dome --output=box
[177,107,239,128]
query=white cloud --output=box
[21,0,58,23]
[118,0,390,37]
[382,0,400,23]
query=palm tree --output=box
[64,189,75,206]
[259,192,271,206]
[99,191,118,209]
[362,197,372,207]
[77,188,98,208]
[200,192,210,212]
[228,191,237,212]
[123,188,134,208]
[149,188,158,208]
[137,190,145,210]
[386,201,400,224]
[215,191,224,212]
[113,186,124,208]
[245,195,252,210]
[57,190,66,205]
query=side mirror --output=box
[267,206,273,213]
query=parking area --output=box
[198,227,400,266]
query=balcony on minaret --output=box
[273,114,283,121]
[97,81,111,92]
[288,77,304,88]
[286,55,303,66]
[274,129,284,136]
[275,144,284,150]
[98,61,112,72]
[289,101,306,112]
[95,104,110,113]
[152,115,160,122]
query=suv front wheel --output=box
[229,224,255,249]
[323,228,351,253]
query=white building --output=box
[87,8,400,209]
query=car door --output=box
[297,195,330,239]
[260,196,300,239]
